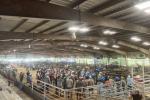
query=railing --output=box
[0,69,139,100]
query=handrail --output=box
[0,69,144,100]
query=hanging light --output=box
[79,27,90,33]
[112,45,120,48]
[98,41,108,45]
[135,1,150,10]
[103,30,117,35]
[68,26,90,33]
[131,36,141,42]
[93,46,100,50]
[143,42,150,46]
[144,8,150,13]
[72,32,76,39]
[80,44,88,48]
[29,44,31,48]
[68,26,79,32]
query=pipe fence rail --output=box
[0,69,140,100]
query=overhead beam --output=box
[38,22,67,34]
[0,31,33,39]
[118,41,149,55]
[10,19,27,32]
[66,46,105,55]
[101,2,133,16]
[50,28,67,36]
[0,31,148,55]
[55,41,127,55]
[0,38,126,55]
[46,0,51,3]
[42,0,87,35]
[6,43,102,56]
[69,0,87,8]
[106,7,134,18]
[50,0,87,35]
[25,20,49,33]
[88,0,124,13]
[19,49,94,56]
[0,0,150,34]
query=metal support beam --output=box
[0,30,148,55]
[101,2,133,16]
[10,19,27,32]
[66,46,105,55]
[0,0,150,34]
[0,31,33,39]
[88,0,124,13]
[118,41,149,55]
[56,41,127,55]
[25,20,49,33]
[38,22,67,34]
[69,0,87,8]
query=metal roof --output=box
[0,0,149,56]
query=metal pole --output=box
[125,55,128,67]
[31,82,33,92]
[142,59,145,100]
[44,82,46,100]
[64,89,67,100]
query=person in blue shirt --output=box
[127,75,133,89]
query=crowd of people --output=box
[21,65,134,90]
[1,63,141,100]
[24,66,130,90]
[20,65,135,100]
[35,66,96,89]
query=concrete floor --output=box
[0,75,33,100]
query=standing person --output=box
[62,74,67,89]
[29,74,32,85]
[127,75,133,90]
[7,71,11,86]
[75,78,84,100]
[19,72,24,83]
[36,71,40,84]
[26,71,30,83]
[66,77,73,99]
[98,82,105,99]
[19,72,24,90]
[56,76,62,96]
[130,90,142,100]
[26,70,30,76]
[80,69,85,77]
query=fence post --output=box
[64,89,67,100]
[31,82,33,92]
[44,82,46,100]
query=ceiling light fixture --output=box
[144,8,150,13]
[29,44,31,48]
[98,41,108,46]
[143,42,150,46]
[103,30,117,35]
[131,36,141,42]
[79,27,90,33]
[93,46,100,50]
[80,44,88,48]
[135,1,150,10]
[24,39,32,42]
[68,26,79,32]
[112,45,120,48]
[68,26,90,33]
[13,49,16,52]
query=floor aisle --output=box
[0,75,33,100]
